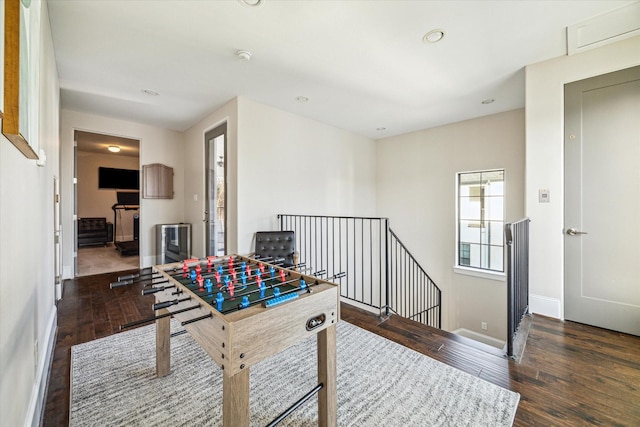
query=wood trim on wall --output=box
[3,0,38,159]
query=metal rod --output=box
[141,284,176,295]
[181,312,212,326]
[170,330,188,338]
[110,277,166,289]
[176,270,294,301]
[384,218,390,317]
[219,278,324,314]
[265,383,323,427]
[142,279,170,288]
[217,279,311,312]
[116,267,154,281]
[119,304,201,330]
[120,256,241,285]
[162,257,286,284]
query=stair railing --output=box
[388,228,441,328]
[278,214,441,329]
[505,217,531,358]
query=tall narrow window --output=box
[457,169,505,272]
[205,123,227,256]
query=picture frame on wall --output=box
[0,0,4,117]
[3,0,39,159]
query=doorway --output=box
[205,123,227,256]
[564,66,640,336]
[74,131,140,276]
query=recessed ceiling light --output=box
[481,98,495,104]
[423,29,445,44]
[295,96,309,103]
[141,89,159,96]
[236,50,252,61]
[376,127,386,131]
[108,145,121,153]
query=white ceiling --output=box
[48,0,634,140]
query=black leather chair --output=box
[254,231,297,267]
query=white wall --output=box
[0,1,60,425]
[183,98,239,257]
[525,35,640,318]
[182,97,377,258]
[236,97,377,253]
[376,109,525,337]
[60,111,185,274]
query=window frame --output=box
[454,168,506,281]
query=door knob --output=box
[566,228,588,236]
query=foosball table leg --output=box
[156,309,171,377]
[223,367,250,427]
[318,324,337,427]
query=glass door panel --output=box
[205,124,227,256]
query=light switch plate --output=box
[539,188,550,203]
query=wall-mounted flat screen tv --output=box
[98,167,139,190]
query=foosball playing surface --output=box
[160,255,312,314]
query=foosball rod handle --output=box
[110,279,133,288]
[152,296,190,311]
[122,273,161,282]
[117,267,154,281]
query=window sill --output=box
[453,266,506,282]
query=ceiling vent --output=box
[567,2,640,55]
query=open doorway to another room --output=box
[75,131,140,276]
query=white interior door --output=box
[564,66,640,336]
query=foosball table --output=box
[139,254,339,426]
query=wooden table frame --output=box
[153,255,338,426]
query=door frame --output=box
[563,66,640,334]
[204,122,228,256]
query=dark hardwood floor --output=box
[43,272,640,426]
[43,270,155,427]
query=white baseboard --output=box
[452,328,506,349]
[529,294,562,319]
[25,308,57,427]
[62,265,72,280]
[141,255,155,268]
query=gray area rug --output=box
[70,321,519,426]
